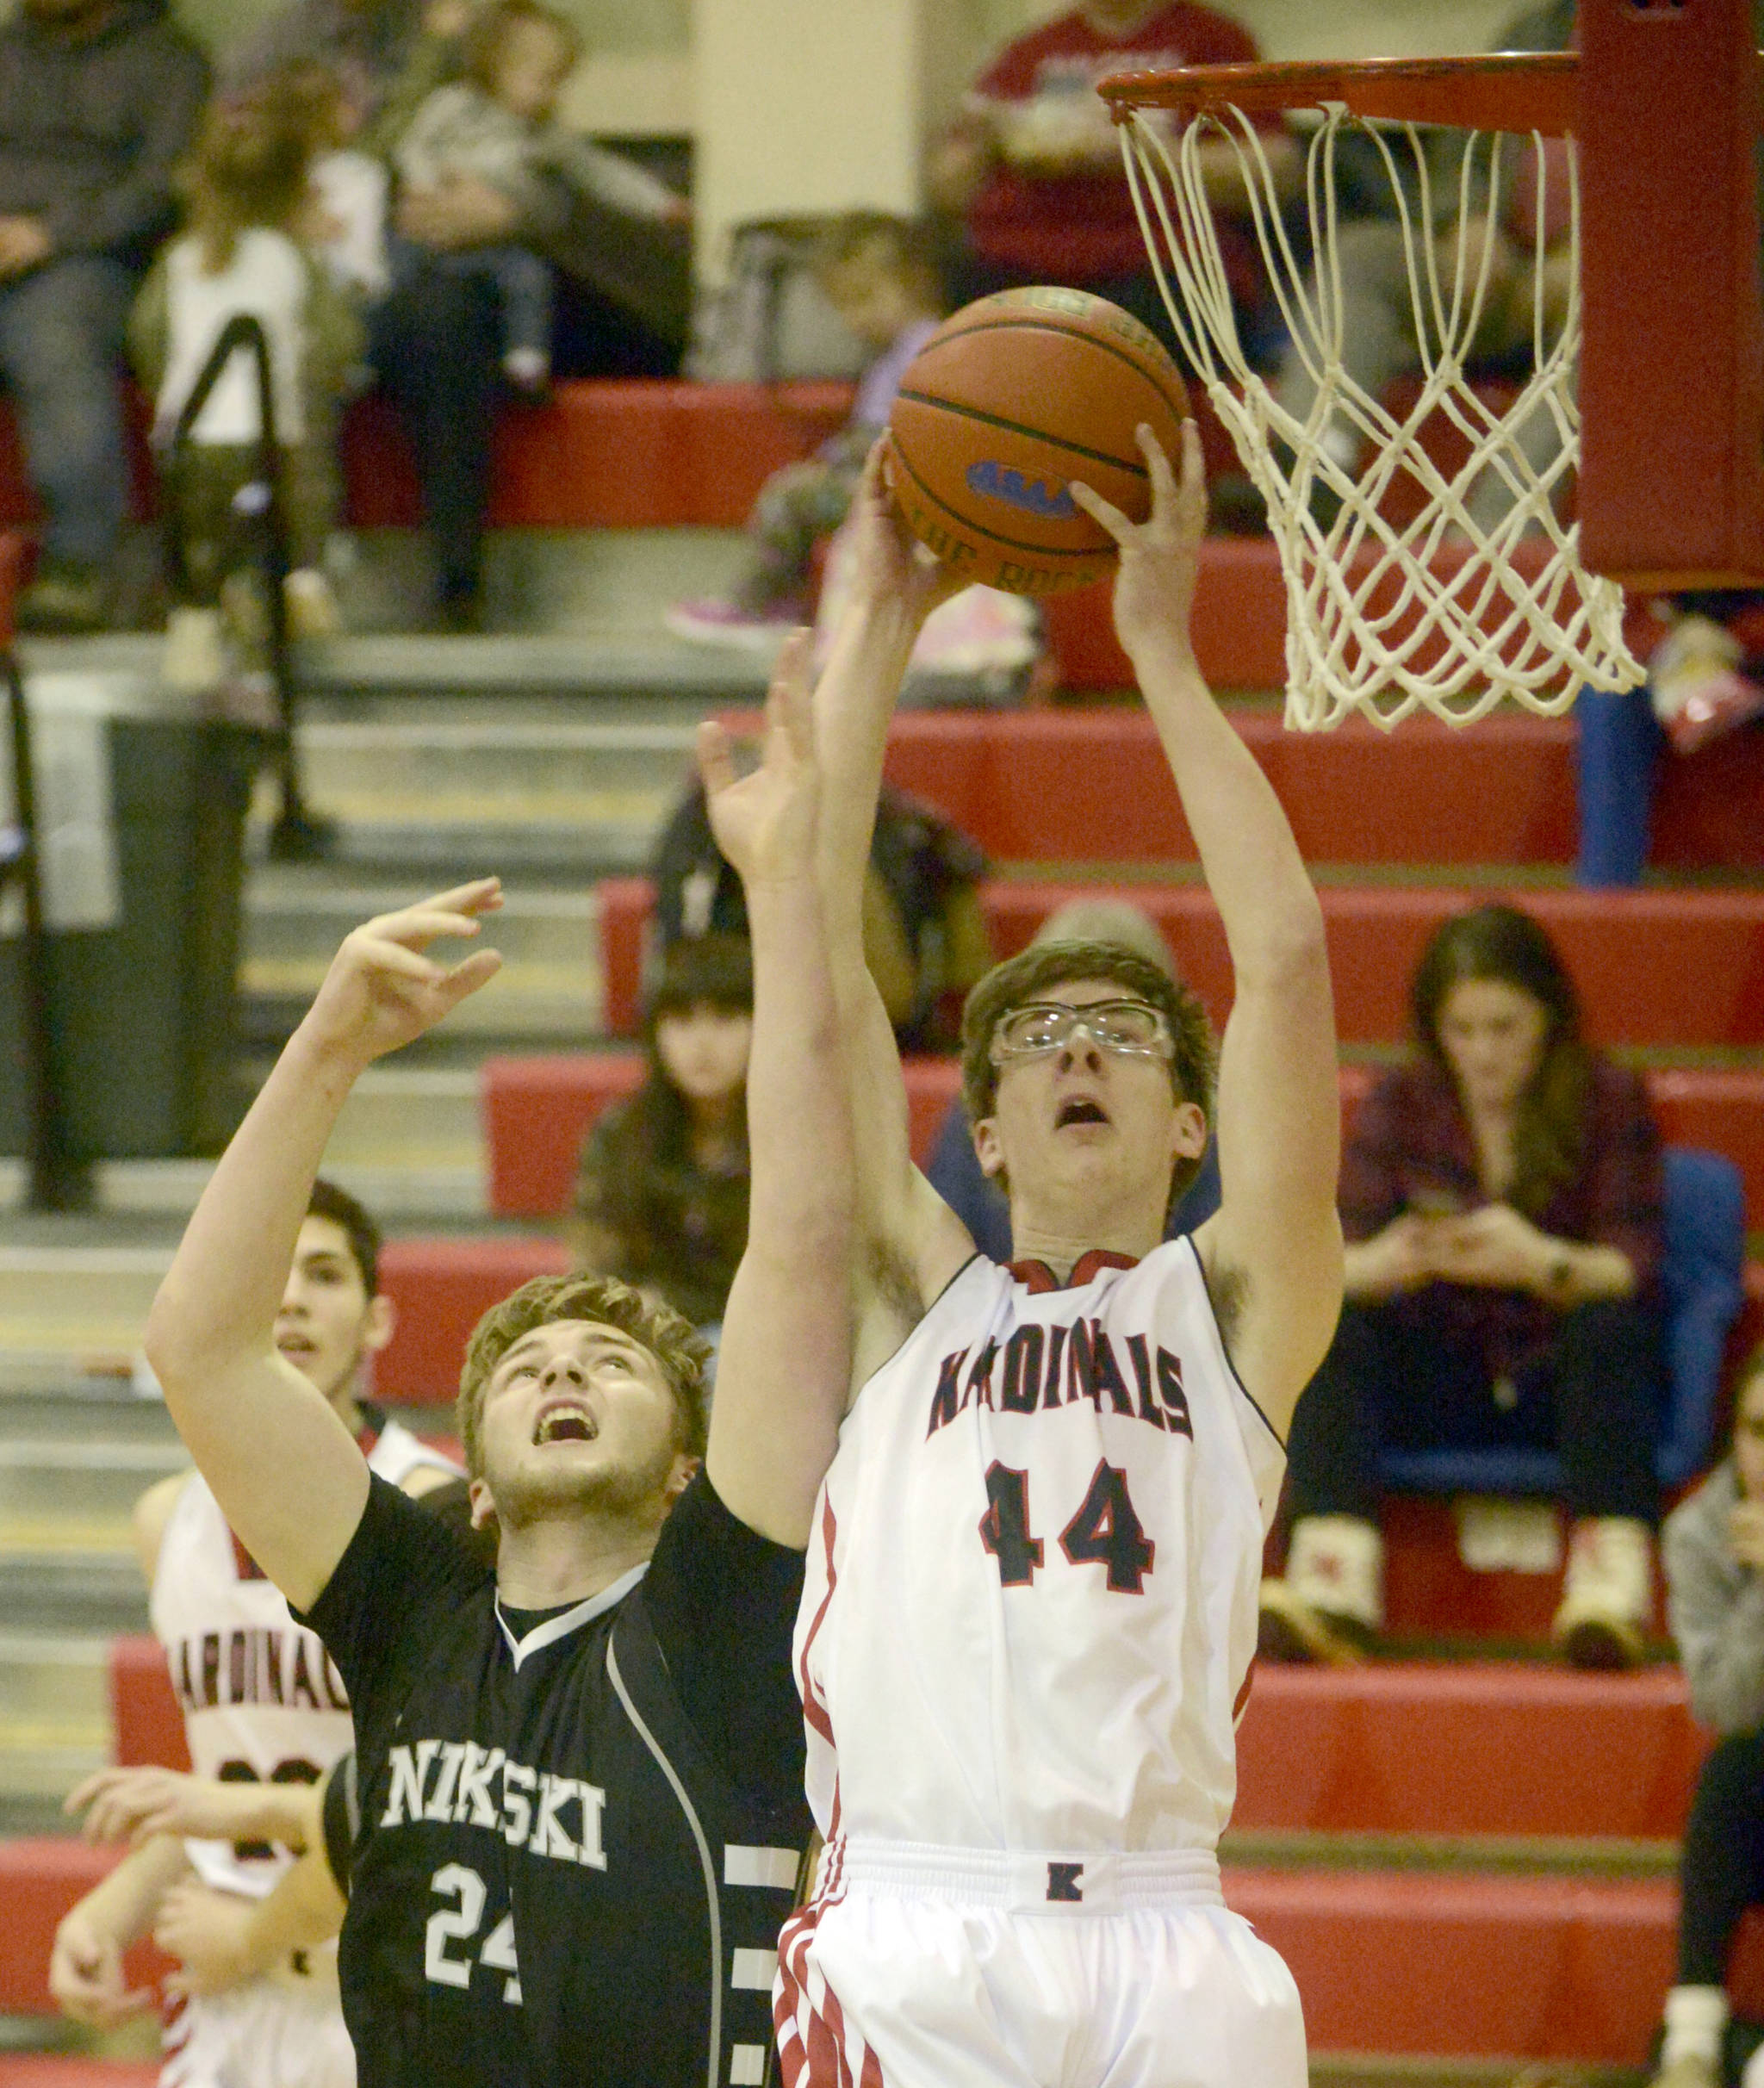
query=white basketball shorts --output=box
[160,1970,355,2088]
[773,1839,1306,2088]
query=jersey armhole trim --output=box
[1180,1234,1287,1451]
[854,1251,986,1401]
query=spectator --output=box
[925,897,1221,1260]
[1258,902,1667,1669]
[667,213,946,649]
[128,80,364,684]
[0,0,208,633]
[568,934,752,1331]
[278,59,394,303]
[375,0,686,628]
[927,0,1297,368]
[652,772,991,1052]
[220,0,455,147]
[1268,0,1575,537]
[1650,1351,1764,2088]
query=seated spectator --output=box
[220,0,454,146]
[667,213,946,649]
[1268,0,1574,537]
[1651,1352,1764,2088]
[568,934,752,1331]
[278,59,394,304]
[129,80,365,682]
[1647,594,1764,755]
[1259,902,1667,1669]
[652,771,991,1053]
[375,0,686,628]
[925,897,1221,1260]
[926,0,1297,369]
[0,0,209,633]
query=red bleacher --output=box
[596,873,1764,1045]
[1235,1663,1700,1840]
[482,1051,1764,1230]
[1226,1866,1673,2063]
[0,1838,171,2018]
[0,381,854,539]
[372,1234,570,1406]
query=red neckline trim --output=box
[1008,1248,1141,1293]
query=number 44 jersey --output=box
[798,1240,1286,1857]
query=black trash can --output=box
[0,682,260,1166]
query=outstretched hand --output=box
[1069,419,1206,668]
[65,1767,266,1849]
[845,439,971,625]
[698,629,820,889]
[300,879,503,1069]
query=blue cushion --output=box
[1376,1144,1745,1497]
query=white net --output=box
[1118,100,1644,729]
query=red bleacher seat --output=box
[1234,1663,1701,1840]
[0,380,853,538]
[1226,1865,1674,2064]
[373,1235,571,1405]
[0,1840,171,2017]
[598,876,1764,1047]
[0,2064,159,2088]
[481,1053,964,1217]
[109,1635,189,1774]
[337,381,853,531]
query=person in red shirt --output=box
[928,0,1297,366]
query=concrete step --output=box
[248,715,697,874]
[242,873,600,1036]
[0,1251,170,1377]
[0,1633,111,1832]
[0,1440,188,1524]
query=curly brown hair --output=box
[959,939,1217,1207]
[456,1272,710,1480]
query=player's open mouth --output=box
[276,1335,316,1361]
[1055,1097,1110,1128]
[534,1399,599,1446]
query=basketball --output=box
[885,285,1189,596]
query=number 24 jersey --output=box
[796,1239,1286,1857]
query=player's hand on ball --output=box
[301,879,504,1068]
[1069,419,1206,668]
[155,1881,259,2000]
[698,629,820,888]
[848,439,968,624]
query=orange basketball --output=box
[886,286,1189,596]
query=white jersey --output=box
[149,1414,458,1899]
[796,1239,1284,1857]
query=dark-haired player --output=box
[773,432,1344,2087]
[52,1178,457,2088]
[140,633,850,2088]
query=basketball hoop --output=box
[1102,55,1645,730]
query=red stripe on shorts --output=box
[797,1495,840,1746]
[773,1843,881,2088]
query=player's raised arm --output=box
[812,448,976,1351]
[142,883,503,1610]
[1072,425,1343,1436]
[696,635,852,1544]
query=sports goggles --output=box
[989,999,1173,1066]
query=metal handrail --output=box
[161,309,319,846]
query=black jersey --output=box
[302,1470,811,2088]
